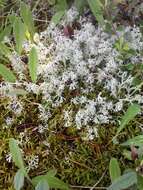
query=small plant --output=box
[9,138,69,190]
[113,103,141,142]
[108,103,143,189]
[108,158,138,190]
[0,2,39,83]
[108,154,143,190]
[50,0,104,25]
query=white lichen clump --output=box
[1,7,143,142]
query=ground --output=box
[0,1,143,190]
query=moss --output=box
[0,95,141,189]
[0,2,142,188]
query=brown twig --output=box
[90,169,107,190]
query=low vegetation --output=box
[0,0,143,189]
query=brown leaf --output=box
[63,25,74,38]
[131,145,138,161]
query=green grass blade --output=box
[13,17,25,54]
[116,104,141,136]
[74,0,87,13]
[87,0,104,25]
[56,0,68,11]
[0,64,16,82]
[51,11,65,25]
[0,43,11,58]
[20,2,35,38]
[28,47,38,83]
[109,158,121,182]
[122,135,143,147]
[9,138,24,169]
[0,25,12,42]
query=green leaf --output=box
[8,14,17,25]
[32,175,46,185]
[51,11,65,25]
[137,175,143,190]
[51,0,67,25]
[107,171,137,190]
[35,179,49,190]
[13,17,25,54]
[0,43,11,57]
[14,169,25,190]
[56,0,68,11]
[28,47,38,83]
[0,25,12,42]
[122,150,132,160]
[32,172,69,190]
[132,77,142,86]
[74,0,87,13]
[115,104,141,137]
[0,64,16,82]
[121,63,134,71]
[109,158,121,182]
[87,0,104,25]
[45,174,69,190]
[9,138,24,169]
[20,2,35,38]
[46,169,57,177]
[122,135,143,147]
